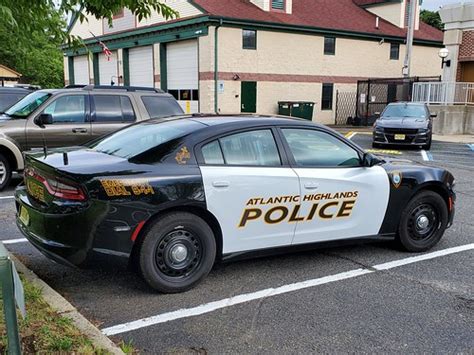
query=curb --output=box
[10,254,125,355]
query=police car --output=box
[15,115,455,293]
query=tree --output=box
[420,9,443,31]
[0,1,178,87]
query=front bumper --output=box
[373,130,431,146]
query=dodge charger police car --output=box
[15,115,455,293]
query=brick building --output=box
[66,0,443,124]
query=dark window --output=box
[282,129,361,167]
[179,90,191,101]
[43,95,86,123]
[202,140,224,165]
[271,0,285,10]
[324,37,336,55]
[0,93,27,112]
[89,119,203,160]
[192,90,199,101]
[243,30,257,50]
[219,130,281,166]
[321,83,334,110]
[168,90,179,100]
[93,95,136,122]
[390,43,400,60]
[141,96,184,118]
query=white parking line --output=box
[2,238,28,245]
[421,150,433,161]
[101,243,474,336]
[0,196,15,200]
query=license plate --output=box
[19,206,30,226]
[394,134,406,140]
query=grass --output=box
[0,276,108,353]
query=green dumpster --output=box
[278,101,315,120]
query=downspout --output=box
[214,19,223,114]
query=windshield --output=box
[88,119,202,159]
[4,91,51,118]
[382,105,427,119]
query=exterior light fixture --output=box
[438,48,451,68]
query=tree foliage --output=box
[420,9,443,31]
[0,1,178,88]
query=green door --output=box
[241,81,257,113]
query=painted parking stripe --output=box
[366,149,402,155]
[102,243,474,336]
[0,196,15,200]
[2,238,28,245]
[421,150,433,161]
[345,132,357,140]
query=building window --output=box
[243,29,257,50]
[271,0,285,11]
[390,43,400,60]
[321,83,334,110]
[324,37,336,55]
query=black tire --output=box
[139,212,216,293]
[397,191,448,252]
[423,137,432,150]
[0,153,12,191]
[372,142,381,149]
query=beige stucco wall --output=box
[198,26,442,124]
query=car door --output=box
[26,93,91,149]
[198,128,300,254]
[90,94,136,141]
[279,127,390,245]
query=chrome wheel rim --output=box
[0,161,6,185]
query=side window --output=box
[321,83,334,111]
[282,129,361,167]
[202,140,224,165]
[141,96,184,118]
[43,95,86,123]
[218,130,281,166]
[93,95,136,123]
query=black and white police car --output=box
[16,115,455,293]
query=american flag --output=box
[89,31,112,61]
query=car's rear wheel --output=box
[0,153,12,191]
[139,212,216,293]
[397,191,448,252]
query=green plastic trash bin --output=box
[278,101,315,120]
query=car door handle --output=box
[72,128,88,134]
[212,181,230,188]
[304,182,319,190]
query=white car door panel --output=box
[201,166,300,254]
[291,166,390,245]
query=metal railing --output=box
[412,82,474,105]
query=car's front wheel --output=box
[397,191,448,252]
[139,212,216,293]
[0,153,12,191]
[423,136,432,150]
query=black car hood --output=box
[376,117,428,129]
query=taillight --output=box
[26,168,86,201]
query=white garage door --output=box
[73,55,89,85]
[129,46,154,87]
[167,40,199,114]
[99,51,118,85]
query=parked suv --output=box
[0,87,32,113]
[0,85,184,190]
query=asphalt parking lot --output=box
[1,132,473,353]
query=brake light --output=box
[26,168,86,201]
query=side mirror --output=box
[35,113,53,127]
[430,113,437,118]
[362,152,380,167]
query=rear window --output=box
[0,93,27,112]
[88,119,201,160]
[141,96,184,118]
